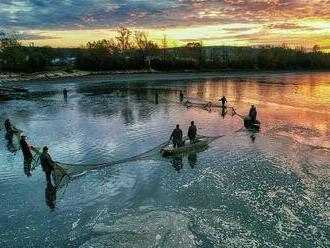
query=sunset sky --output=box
[1,0,329,51]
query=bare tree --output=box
[115,26,132,52]
[134,30,149,50]
[87,38,119,54]
[134,31,158,56]
[312,44,320,53]
[161,34,168,61]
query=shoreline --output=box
[0,69,159,84]
[1,69,330,85]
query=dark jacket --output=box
[188,125,197,139]
[249,107,257,122]
[20,138,32,159]
[170,128,183,142]
[249,108,254,118]
[40,151,55,172]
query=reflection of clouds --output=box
[185,74,330,135]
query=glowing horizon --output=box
[1,0,329,51]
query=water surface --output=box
[0,72,329,247]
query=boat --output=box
[161,135,221,156]
[0,86,28,93]
[0,92,12,101]
[0,87,28,101]
[243,116,261,130]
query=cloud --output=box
[0,0,328,49]
[0,0,328,30]
[267,23,320,31]
[223,27,254,32]
[17,31,57,40]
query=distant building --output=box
[51,57,76,65]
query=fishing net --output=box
[29,141,168,189]
[160,95,238,116]
[28,135,223,189]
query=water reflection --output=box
[45,183,56,209]
[1,72,329,247]
[187,152,197,168]
[221,107,227,118]
[170,155,183,172]
[23,157,32,177]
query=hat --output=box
[43,146,48,151]
[21,134,27,137]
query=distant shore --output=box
[0,69,160,83]
[1,69,330,84]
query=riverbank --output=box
[0,69,159,84]
[1,68,330,84]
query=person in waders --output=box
[40,146,55,185]
[219,96,227,108]
[19,135,33,176]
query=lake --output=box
[0,72,329,247]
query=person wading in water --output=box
[19,135,33,176]
[179,91,184,102]
[4,119,12,132]
[219,96,227,108]
[63,88,68,99]
[40,146,55,185]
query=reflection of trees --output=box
[77,84,175,124]
[121,99,135,125]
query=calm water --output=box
[0,72,329,247]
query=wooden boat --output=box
[0,92,12,101]
[243,116,261,130]
[0,86,28,93]
[0,87,28,101]
[161,135,220,155]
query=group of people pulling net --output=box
[3,92,259,192]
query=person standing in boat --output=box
[249,105,257,123]
[40,146,55,185]
[188,121,197,144]
[20,135,33,175]
[170,124,183,148]
[219,96,227,108]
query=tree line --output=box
[0,31,57,72]
[1,28,330,73]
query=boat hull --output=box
[244,117,261,129]
[161,137,210,155]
